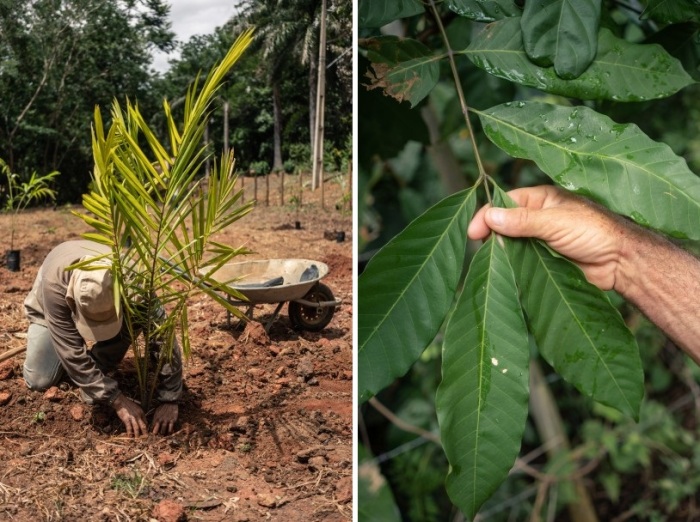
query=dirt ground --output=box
[0,173,353,521]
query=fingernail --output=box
[489,208,505,227]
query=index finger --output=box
[467,203,493,241]
[135,415,148,437]
[152,420,175,435]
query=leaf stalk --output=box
[428,0,490,203]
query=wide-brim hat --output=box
[66,256,122,342]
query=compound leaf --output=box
[478,102,700,239]
[465,17,694,101]
[437,235,530,518]
[359,0,425,28]
[521,0,602,79]
[359,187,478,402]
[491,187,643,419]
[363,36,441,107]
[446,0,520,22]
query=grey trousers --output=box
[23,323,130,391]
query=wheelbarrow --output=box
[0,259,339,365]
[203,259,341,333]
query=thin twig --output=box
[368,397,440,444]
[546,483,559,522]
[358,407,371,450]
[428,0,490,200]
[530,480,549,522]
[0,345,27,363]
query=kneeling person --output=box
[23,240,182,437]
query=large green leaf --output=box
[446,0,519,22]
[492,185,644,418]
[358,0,424,28]
[436,235,530,518]
[477,102,700,239]
[358,187,478,403]
[510,238,643,418]
[363,36,441,108]
[464,17,695,101]
[521,0,601,79]
[642,0,700,23]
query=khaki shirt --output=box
[24,240,183,404]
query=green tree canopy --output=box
[0,0,174,202]
[161,5,352,175]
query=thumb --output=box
[485,207,548,239]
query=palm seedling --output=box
[73,28,256,408]
[1,158,59,270]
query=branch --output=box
[428,0,490,201]
[368,397,441,444]
[529,360,599,522]
[9,56,54,141]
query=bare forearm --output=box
[615,227,700,363]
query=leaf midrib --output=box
[471,238,495,505]
[530,240,633,412]
[383,53,446,75]
[462,47,689,80]
[476,107,700,212]
[461,14,691,85]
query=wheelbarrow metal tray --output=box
[204,259,329,304]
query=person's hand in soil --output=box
[151,403,178,435]
[112,393,148,437]
[468,184,700,362]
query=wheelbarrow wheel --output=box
[288,283,336,332]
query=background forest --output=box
[0,0,352,204]
[359,1,700,521]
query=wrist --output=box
[109,391,124,408]
[612,230,636,298]
[612,222,670,300]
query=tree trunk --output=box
[311,0,327,192]
[309,52,317,153]
[272,83,283,172]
